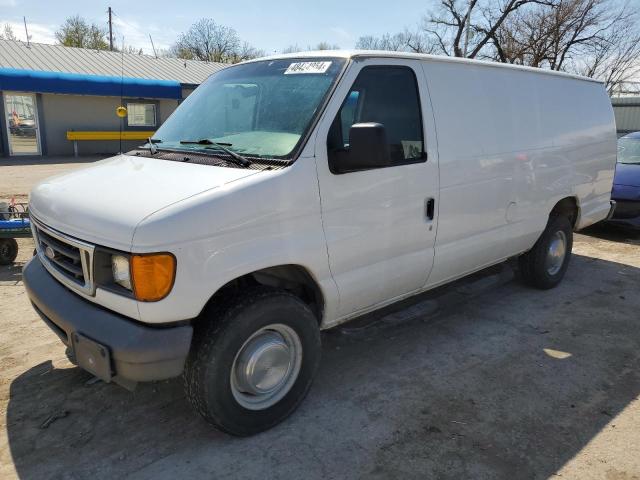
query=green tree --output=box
[55,15,110,50]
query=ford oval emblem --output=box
[45,246,55,260]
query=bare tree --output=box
[354,0,639,94]
[578,10,640,94]
[314,41,340,50]
[281,44,302,53]
[424,0,556,58]
[281,42,340,53]
[228,42,265,63]
[491,0,604,67]
[354,1,544,57]
[355,29,437,53]
[171,18,262,63]
[0,24,17,41]
[121,45,144,55]
[490,0,640,93]
[55,15,110,50]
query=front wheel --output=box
[184,287,321,436]
[519,215,573,289]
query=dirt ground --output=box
[0,156,100,202]
[1,159,640,479]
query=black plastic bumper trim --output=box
[23,256,193,383]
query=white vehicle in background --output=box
[23,51,617,436]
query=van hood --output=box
[29,154,259,250]
[614,162,640,188]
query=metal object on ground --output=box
[0,202,31,264]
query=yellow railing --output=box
[66,130,155,156]
[66,131,156,141]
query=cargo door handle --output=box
[425,198,435,220]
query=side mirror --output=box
[331,122,392,173]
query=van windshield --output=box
[152,58,345,160]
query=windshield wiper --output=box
[142,137,162,154]
[179,139,251,167]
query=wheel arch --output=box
[549,196,580,228]
[197,264,326,325]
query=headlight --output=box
[109,252,176,301]
[111,255,132,290]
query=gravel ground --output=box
[1,159,639,479]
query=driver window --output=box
[328,66,425,164]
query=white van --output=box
[23,51,617,436]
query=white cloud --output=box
[0,0,18,7]
[329,26,355,47]
[0,15,176,55]
[112,16,178,54]
[0,19,56,44]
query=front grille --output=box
[37,229,84,280]
[31,217,96,296]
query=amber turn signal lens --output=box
[130,253,176,302]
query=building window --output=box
[126,102,156,127]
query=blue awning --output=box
[0,68,182,99]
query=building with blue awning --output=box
[0,39,225,157]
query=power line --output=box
[109,10,163,56]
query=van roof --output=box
[249,49,603,85]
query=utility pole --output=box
[462,2,472,57]
[108,7,114,51]
[23,16,30,47]
[149,34,158,59]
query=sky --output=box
[0,0,431,55]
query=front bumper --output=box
[23,256,193,386]
[608,199,640,228]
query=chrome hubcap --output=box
[545,230,567,276]
[231,324,302,410]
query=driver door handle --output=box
[425,198,435,221]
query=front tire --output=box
[184,287,321,436]
[519,215,573,289]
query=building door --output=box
[3,92,41,156]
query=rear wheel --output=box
[184,287,321,436]
[0,238,18,265]
[519,215,573,289]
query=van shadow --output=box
[6,253,640,479]
[580,222,640,244]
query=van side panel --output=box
[422,60,616,288]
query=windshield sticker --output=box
[284,61,332,75]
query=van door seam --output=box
[311,154,342,314]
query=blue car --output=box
[610,132,640,228]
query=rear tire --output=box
[0,238,18,265]
[519,215,573,290]
[183,287,321,436]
